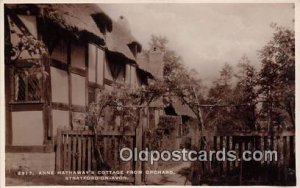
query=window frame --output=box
[11,59,45,104]
[88,43,105,85]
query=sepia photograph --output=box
[3,2,296,186]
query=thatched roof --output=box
[136,53,163,78]
[40,4,112,45]
[7,4,155,77]
[106,20,137,61]
[172,102,196,118]
[5,4,112,46]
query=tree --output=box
[233,56,258,130]
[84,80,166,170]
[257,24,295,129]
[146,36,206,141]
[208,63,234,104]
[206,64,235,131]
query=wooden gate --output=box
[55,127,143,184]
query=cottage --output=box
[5,4,163,171]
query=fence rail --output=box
[55,128,142,184]
[199,131,295,185]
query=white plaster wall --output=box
[8,16,40,60]
[130,66,137,88]
[12,111,44,146]
[88,44,96,82]
[52,110,69,137]
[50,67,69,104]
[96,48,104,85]
[125,64,131,84]
[18,15,38,38]
[104,59,113,80]
[71,73,86,106]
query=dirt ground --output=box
[145,161,191,185]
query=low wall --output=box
[6,152,55,172]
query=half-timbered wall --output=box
[71,43,86,69]
[125,64,141,88]
[104,57,113,81]
[50,40,91,131]
[51,40,68,63]
[96,48,105,85]
[6,13,47,148]
[18,15,38,37]
[52,110,69,138]
[88,44,105,86]
[71,73,86,106]
[8,15,40,59]
[69,42,87,130]
[51,67,69,103]
[6,9,153,149]
[12,111,44,145]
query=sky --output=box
[100,3,294,85]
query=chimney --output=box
[149,47,164,79]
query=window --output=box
[50,40,68,64]
[13,66,43,102]
[88,44,104,85]
[71,42,86,69]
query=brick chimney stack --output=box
[149,47,164,79]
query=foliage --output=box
[257,24,295,128]
[205,23,295,131]
[208,63,234,104]
[206,58,259,131]
[147,35,208,151]
[84,80,167,170]
[86,80,167,130]
[145,116,178,150]
[206,64,234,130]
[233,56,258,129]
[6,31,47,64]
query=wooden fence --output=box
[55,128,143,184]
[200,131,295,185]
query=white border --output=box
[0,0,298,188]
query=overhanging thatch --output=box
[39,4,111,45]
[106,20,137,62]
[5,4,112,46]
[172,102,197,118]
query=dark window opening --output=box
[164,105,177,116]
[13,65,43,102]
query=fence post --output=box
[55,129,62,171]
[134,110,143,185]
[283,136,288,183]
[239,142,245,185]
